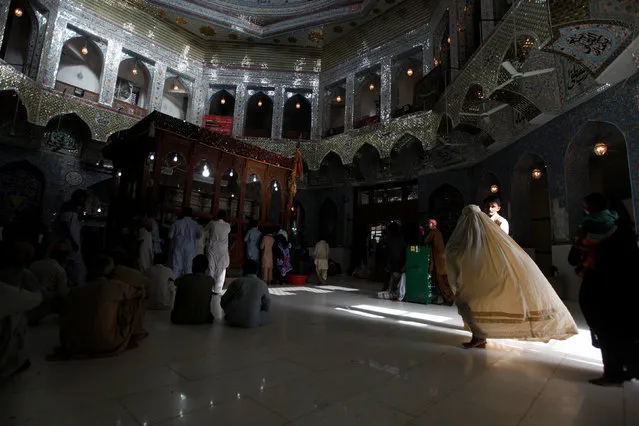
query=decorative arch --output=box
[283,93,311,139]
[115,58,151,109]
[161,76,190,120]
[319,151,346,185]
[319,149,345,167]
[1,0,40,78]
[352,142,381,182]
[354,70,381,127]
[489,88,541,122]
[43,113,93,154]
[565,120,635,236]
[461,83,486,114]
[209,89,235,116]
[56,36,105,94]
[244,91,273,137]
[510,152,553,276]
[390,134,424,177]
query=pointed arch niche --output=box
[56,36,104,96]
[510,153,552,276]
[1,0,39,77]
[115,57,151,109]
[161,76,190,120]
[282,93,311,139]
[209,89,235,116]
[244,91,273,137]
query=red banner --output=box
[203,115,234,135]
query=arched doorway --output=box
[511,153,552,275]
[317,151,346,186]
[161,77,189,120]
[282,94,311,139]
[245,173,261,221]
[56,37,104,95]
[0,90,28,136]
[1,0,38,76]
[209,90,235,116]
[318,197,338,246]
[115,58,151,109]
[428,184,464,242]
[43,113,92,155]
[390,134,424,178]
[566,121,635,236]
[244,92,273,137]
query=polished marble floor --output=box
[2,276,636,426]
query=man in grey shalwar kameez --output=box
[221,260,270,328]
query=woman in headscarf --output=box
[445,205,577,349]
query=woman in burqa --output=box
[445,205,577,348]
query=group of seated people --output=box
[0,241,271,380]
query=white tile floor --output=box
[1,276,636,426]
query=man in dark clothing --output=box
[383,222,406,292]
[171,255,214,324]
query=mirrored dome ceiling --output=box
[146,0,401,39]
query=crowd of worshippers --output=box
[0,190,273,380]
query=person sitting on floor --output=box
[221,260,271,328]
[0,281,42,379]
[171,254,215,324]
[110,248,149,345]
[50,255,146,360]
[146,252,176,310]
[28,243,71,324]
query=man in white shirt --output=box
[52,189,87,286]
[483,196,509,234]
[205,210,231,294]
[314,239,329,284]
[169,207,202,276]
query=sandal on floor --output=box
[462,339,487,349]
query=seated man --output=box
[51,255,145,359]
[0,282,42,379]
[171,255,215,324]
[28,243,70,324]
[146,252,176,310]
[221,260,270,328]
[110,248,149,345]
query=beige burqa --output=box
[445,205,577,341]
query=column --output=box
[149,61,167,113]
[422,40,434,75]
[481,0,496,41]
[187,77,206,125]
[310,84,321,140]
[322,86,332,136]
[0,1,12,52]
[271,85,285,139]
[232,83,247,137]
[449,5,460,79]
[380,57,393,124]
[344,73,355,131]
[98,41,122,106]
[37,13,67,88]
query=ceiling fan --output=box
[491,60,555,92]
[489,0,554,94]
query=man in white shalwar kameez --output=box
[445,205,577,349]
[205,210,231,294]
[314,239,329,284]
[169,208,202,277]
[483,196,509,234]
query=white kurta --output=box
[489,212,509,234]
[146,264,176,309]
[205,219,231,293]
[138,228,154,272]
[169,217,202,277]
[445,205,577,341]
[314,240,330,281]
